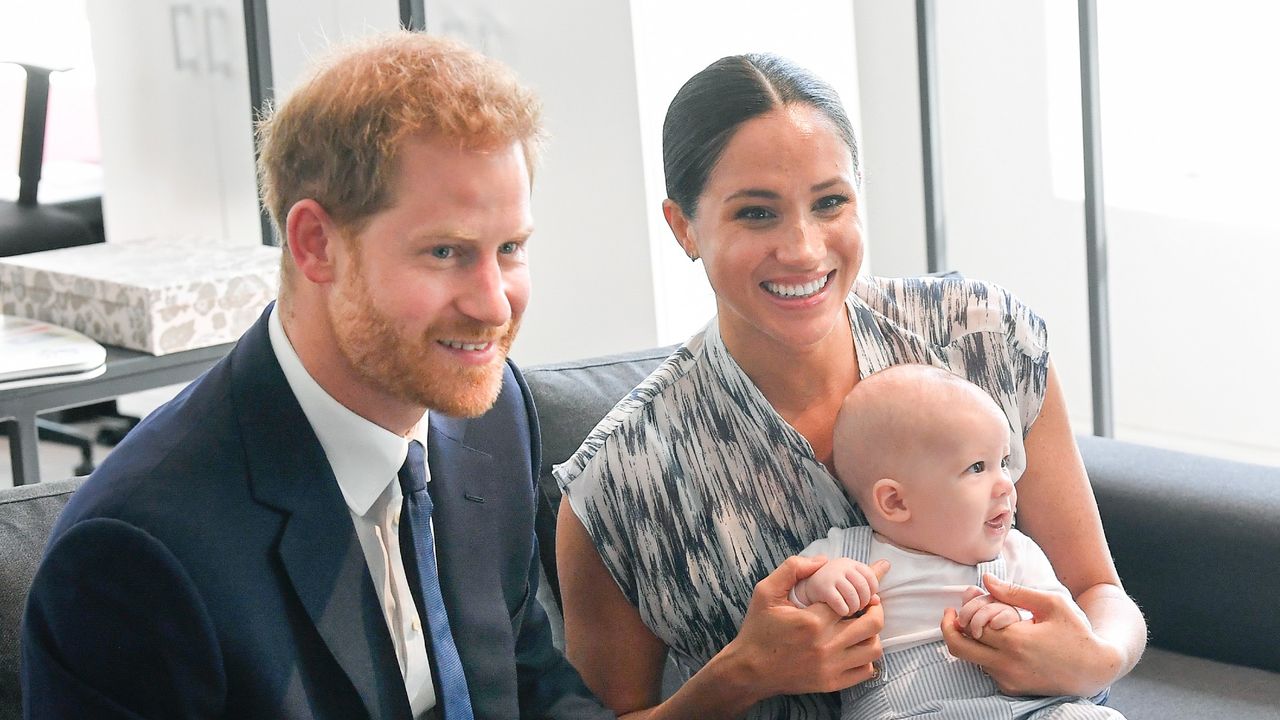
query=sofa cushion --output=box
[0,478,82,720]
[1108,647,1280,719]
[1082,434,1280,673]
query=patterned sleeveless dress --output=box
[557,275,1051,719]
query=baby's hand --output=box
[791,557,882,616]
[956,585,1025,639]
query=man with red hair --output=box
[22,32,609,720]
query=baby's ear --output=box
[873,478,910,523]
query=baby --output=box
[791,364,1124,720]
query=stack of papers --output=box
[0,315,107,390]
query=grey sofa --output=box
[2,348,1277,719]
[523,347,1280,719]
[0,478,80,720]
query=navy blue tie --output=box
[398,440,474,720]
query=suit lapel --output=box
[231,305,410,720]
[275,496,408,720]
[425,374,536,719]
[426,413,499,647]
[426,412,496,579]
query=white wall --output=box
[88,0,405,251]
[88,0,261,247]
[265,0,400,101]
[935,0,1095,431]
[850,0,927,277]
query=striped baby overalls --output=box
[831,527,1125,720]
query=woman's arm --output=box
[942,361,1147,696]
[557,502,886,718]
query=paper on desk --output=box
[0,315,107,386]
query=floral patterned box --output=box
[0,239,280,355]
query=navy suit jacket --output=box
[21,306,611,719]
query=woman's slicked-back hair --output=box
[662,53,860,216]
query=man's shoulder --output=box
[430,359,535,459]
[51,360,252,547]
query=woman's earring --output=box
[688,253,699,262]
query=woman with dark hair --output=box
[556,53,1145,719]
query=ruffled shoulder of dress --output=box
[852,275,1048,363]
[553,332,706,494]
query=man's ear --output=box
[662,199,700,261]
[285,199,342,285]
[872,478,910,523]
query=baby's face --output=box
[889,400,1016,565]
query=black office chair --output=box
[0,62,129,476]
[0,63,100,256]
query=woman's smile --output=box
[761,270,834,300]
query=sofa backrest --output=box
[0,478,81,720]
[522,346,675,609]
[1082,434,1280,673]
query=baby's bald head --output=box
[833,364,1006,512]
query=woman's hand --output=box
[941,574,1125,697]
[720,556,890,699]
[998,361,1146,695]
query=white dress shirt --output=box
[268,307,436,718]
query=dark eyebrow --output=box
[811,177,847,193]
[724,188,781,203]
[724,178,851,203]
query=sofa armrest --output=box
[0,478,83,716]
[1080,434,1280,673]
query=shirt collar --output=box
[268,305,428,517]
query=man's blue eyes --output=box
[427,244,522,258]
